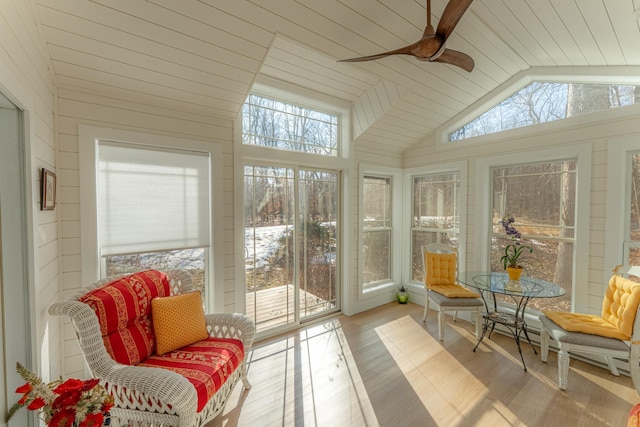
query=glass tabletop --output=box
[457,271,566,298]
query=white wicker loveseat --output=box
[48,269,255,427]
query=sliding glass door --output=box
[244,166,339,333]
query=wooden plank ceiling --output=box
[34,0,640,155]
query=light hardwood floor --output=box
[209,302,638,427]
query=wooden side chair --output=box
[539,265,640,393]
[421,243,483,341]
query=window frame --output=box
[475,145,591,313]
[235,78,354,317]
[358,165,403,297]
[605,135,640,282]
[436,68,640,150]
[404,161,468,292]
[79,125,224,312]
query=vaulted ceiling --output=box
[34,0,640,154]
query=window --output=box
[450,82,640,141]
[411,172,461,281]
[362,175,392,288]
[242,93,339,156]
[624,152,640,267]
[240,86,349,331]
[80,126,222,311]
[97,142,210,291]
[490,161,576,312]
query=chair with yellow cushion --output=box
[539,265,640,393]
[421,243,483,342]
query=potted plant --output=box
[6,362,114,427]
[499,216,533,281]
[396,285,409,304]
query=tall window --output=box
[242,94,339,156]
[97,141,210,296]
[625,152,640,267]
[411,172,460,281]
[241,89,347,333]
[490,160,576,312]
[362,175,392,288]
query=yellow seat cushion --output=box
[542,310,629,340]
[152,291,209,355]
[543,273,640,341]
[429,283,480,299]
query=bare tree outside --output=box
[451,82,640,141]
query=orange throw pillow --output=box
[152,291,209,355]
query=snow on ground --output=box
[245,225,291,269]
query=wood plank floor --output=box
[246,285,336,332]
[208,302,638,427]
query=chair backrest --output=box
[603,265,640,344]
[49,269,193,377]
[78,270,171,365]
[421,244,458,288]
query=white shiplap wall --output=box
[56,87,238,377]
[0,0,59,417]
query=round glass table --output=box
[457,271,566,371]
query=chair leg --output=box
[603,356,620,376]
[630,344,640,395]
[423,294,429,322]
[557,343,570,390]
[438,310,445,341]
[540,327,549,363]
[474,308,481,341]
[452,311,458,322]
[241,363,252,390]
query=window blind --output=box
[98,141,210,256]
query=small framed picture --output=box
[41,168,56,210]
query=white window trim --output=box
[404,161,468,293]
[436,67,640,150]
[604,134,640,282]
[474,144,591,312]
[78,125,224,312]
[358,165,403,298]
[234,79,354,317]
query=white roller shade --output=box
[98,141,210,256]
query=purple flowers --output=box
[499,216,532,269]
[500,216,522,243]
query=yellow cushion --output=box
[601,274,640,339]
[425,252,457,286]
[429,283,480,299]
[152,291,209,355]
[542,310,629,340]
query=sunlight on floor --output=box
[211,319,379,426]
[374,315,494,426]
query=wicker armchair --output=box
[48,270,255,427]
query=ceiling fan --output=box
[339,0,475,72]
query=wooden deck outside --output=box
[246,285,336,332]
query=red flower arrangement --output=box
[6,363,114,427]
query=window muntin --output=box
[411,173,460,281]
[362,175,392,287]
[242,94,339,156]
[450,82,640,141]
[490,160,576,312]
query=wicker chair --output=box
[48,270,255,427]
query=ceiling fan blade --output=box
[432,48,474,72]
[338,45,415,62]
[436,0,474,41]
